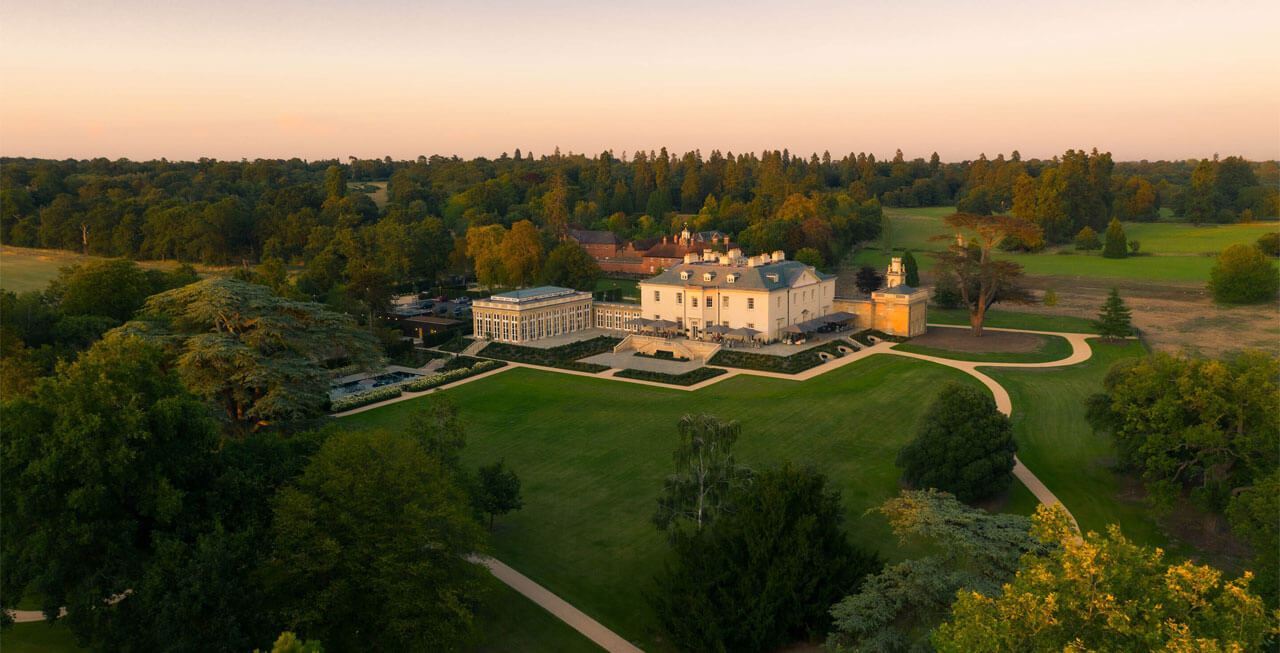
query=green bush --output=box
[1208,243,1280,304]
[1075,226,1101,251]
[1257,232,1280,257]
[614,367,727,386]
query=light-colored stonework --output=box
[473,255,928,345]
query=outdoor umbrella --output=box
[703,324,730,335]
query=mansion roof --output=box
[644,259,833,292]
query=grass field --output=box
[0,247,221,294]
[985,339,1175,550]
[0,622,83,653]
[892,333,1073,363]
[343,356,1039,647]
[350,180,388,208]
[593,277,639,302]
[926,308,1100,334]
[862,208,1277,282]
[473,574,603,652]
[1123,221,1279,254]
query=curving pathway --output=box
[885,323,1101,533]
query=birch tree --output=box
[653,413,752,532]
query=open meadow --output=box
[344,355,1054,646]
[0,247,229,294]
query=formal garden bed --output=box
[708,340,849,374]
[329,359,506,412]
[614,367,727,386]
[478,336,620,373]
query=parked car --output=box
[456,296,471,304]
[420,301,435,309]
[433,295,447,302]
[452,306,467,316]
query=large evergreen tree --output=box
[1095,287,1132,339]
[896,383,1017,502]
[1101,217,1127,258]
[651,464,880,652]
[109,279,381,436]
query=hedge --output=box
[330,385,403,412]
[403,360,506,392]
[707,340,849,374]
[614,367,727,386]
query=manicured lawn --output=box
[473,574,603,652]
[892,333,1073,363]
[1123,221,1279,255]
[0,622,83,653]
[985,339,1175,550]
[593,278,639,303]
[343,356,1035,647]
[927,308,1100,334]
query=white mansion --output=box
[471,249,927,345]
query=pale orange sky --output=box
[2,0,1277,161]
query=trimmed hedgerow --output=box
[330,385,403,412]
[614,367,727,386]
[707,340,848,374]
[403,360,505,392]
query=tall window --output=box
[722,296,729,307]
[654,290,661,301]
[706,297,713,308]
[692,297,699,308]
[676,292,682,303]
[747,297,754,309]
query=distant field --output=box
[351,180,388,208]
[0,247,222,294]
[344,357,1039,647]
[857,211,1275,282]
[1123,221,1279,254]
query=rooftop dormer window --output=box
[703,272,714,282]
[680,270,691,280]
[727,273,739,283]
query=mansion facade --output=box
[472,252,927,345]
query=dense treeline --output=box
[4,151,1274,267]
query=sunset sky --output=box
[2,0,1277,162]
